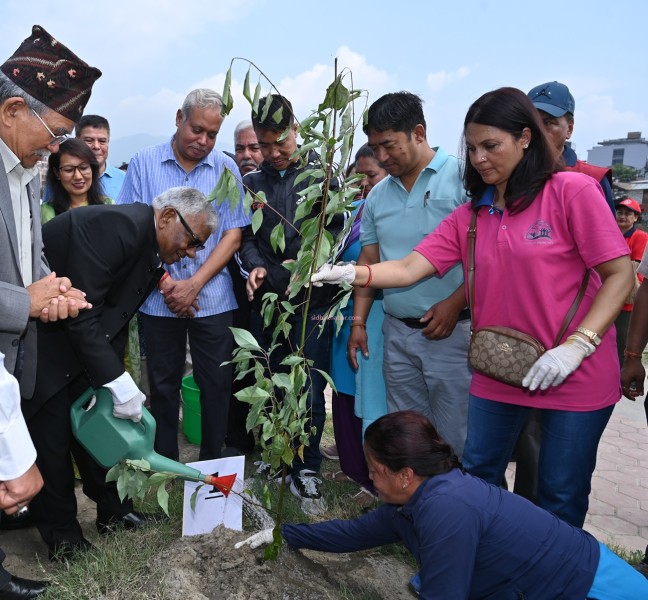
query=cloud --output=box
[426,67,471,93]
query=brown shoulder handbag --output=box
[466,210,589,388]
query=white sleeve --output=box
[638,245,648,278]
[0,352,36,481]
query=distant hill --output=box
[109,134,169,168]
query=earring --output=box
[523,143,529,149]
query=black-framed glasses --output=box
[175,209,205,250]
[31,109,71,146]
[58,163,92,176]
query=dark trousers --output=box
[0,549,9,588]
[140,312,233,461]
[225,259,255,453]
[250,307,331,476]
[27,376,133,549]
[512,409,542,502]
[331,391,374,492]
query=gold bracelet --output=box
[575,326,601,346]
[624,349,643,359]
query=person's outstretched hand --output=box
[234,528,274,550]
[522,335,594,391]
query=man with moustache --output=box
[233,120,263,176]
[0,24,99,598]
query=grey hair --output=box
[152,186,219,232]
[234,120,254,142]
[0,72,51,116]
[180,89,223,121]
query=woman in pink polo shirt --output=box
[312,87,633,528]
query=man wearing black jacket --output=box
[238,95,343,516]
[25,189,217,560]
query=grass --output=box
[41,486,184,600]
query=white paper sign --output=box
[181,456,245,537]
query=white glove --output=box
[234,528,274,550]
[310,263,356,287]
[104,372,145,423]
[522,335,595,391]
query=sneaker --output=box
[320,444,340,461]
[408,572,421,596]
[290,470,326,516]
[254,461,291,484]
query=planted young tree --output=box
[106,58,366,560]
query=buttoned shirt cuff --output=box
[103,371,140,404]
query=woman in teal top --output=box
[328,145,388,496]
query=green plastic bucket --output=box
[181,375,202,445]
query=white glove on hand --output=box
[522,335,595,391]
[234,528,274,550]
[310,263,356,287]
[112,391,145,423]
[104,372,145,423]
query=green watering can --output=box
[70,386,236,495]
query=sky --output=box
[1,0,646,166]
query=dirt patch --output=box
[153,525,415,600]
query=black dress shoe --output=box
[95,510,163,535]
[0,575,49,599]
[0,508,33,531]
[48,537,95,563]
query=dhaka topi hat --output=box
[0,25,102,121]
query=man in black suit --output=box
[24,187,218,560]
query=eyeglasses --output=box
[175,209,205,250]
[31,109,71,146]
[58,163,92,176]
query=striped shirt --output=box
[116,137,250,318]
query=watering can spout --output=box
[70,387,216,486]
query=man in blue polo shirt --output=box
[348,91,471,456]
[117,88,250,462]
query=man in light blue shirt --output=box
[349,92,471,457]
[117,89,250,462]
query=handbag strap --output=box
[466,209,590,348]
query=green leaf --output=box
[251,208,263,234]
[222,67,233,116]
[243,190,255,214]
[279,300,295,315]
[242,68,252,104]
[314,368,337,393]
[190,484,203,512]
[145,472,171,488]
[235,385,271,404]
[260,93,273,123]
[252,81,262,116]
[271,372,292,390]
[269,222,285,253]
[207,167,235,206]
[272,106,284,125]
[280,355,304,367]
[316,231,332,267]
[157,483,170,516]
[231,327,262,351]
[106,463,121,482]
[319,77,350,111]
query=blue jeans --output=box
[462,394,613,527]
[250,306,331,477]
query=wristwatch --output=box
[575,326,601,346]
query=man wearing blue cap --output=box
[528,81,615,214]
[514,82,618,504]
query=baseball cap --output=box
[617,198,642,214]
[527,81,575,118]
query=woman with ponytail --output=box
[237,410,647,599]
